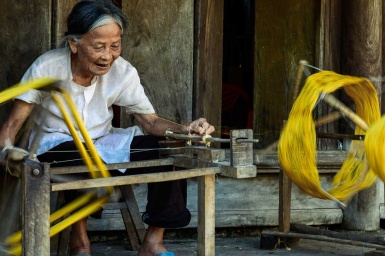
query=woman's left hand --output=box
[187,117,215,135]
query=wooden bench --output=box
[20,154,220,255]
[5,129,258,255]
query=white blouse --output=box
[16,47,155,170]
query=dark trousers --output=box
[37,135,191,228]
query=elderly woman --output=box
[0,0,214,256]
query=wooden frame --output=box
[22,157,220,256]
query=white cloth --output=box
[16,47,155,169]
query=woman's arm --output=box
[0,99,35,147]
[133,113,215,136]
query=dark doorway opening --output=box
[221,0,255,138]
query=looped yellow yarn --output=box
[278,71,380,201]
[365,116,385,183]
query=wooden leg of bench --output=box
[120,185,146,246]
[0,174,21,242]
[50,191,71,256]
[50,191,58,251]
[121,208,141,250]
[197,174,215,256]
[56,226,71,256]
[22,161,50,255]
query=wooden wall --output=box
[88,174,343,231]
[121,0,195,125]
[0,0,52,122]
[253,0,319,148]
[315,0,341,150]
[193,0,223,130]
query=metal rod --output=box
[165,133,259,144]
[236,138,259,143]
[320,93,369,131]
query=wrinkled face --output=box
[69,22,122,79]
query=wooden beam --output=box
[261,230,385,250]
[340,0,382,231]
[197,174,216,256]
[50,158,175,174]
[193,0,224,129]
[22,161,50,255]
[51,168,221,191]
[279,169,292,232]
[291,223,385,246]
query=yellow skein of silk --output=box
[278,71,380,201]
[365,116,385,183]
[1,80,114,255]
[0,77,59,103]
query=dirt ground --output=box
[81,228,385,256]
[88,236,380,256]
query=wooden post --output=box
[197,174,216,256]
[279,169,292,232]
[120,185,146,248]
[340,0,383,231]
[194,0,223,129]
[278,119,292,233]
[22,160,50,255]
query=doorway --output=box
[221,0,255,137]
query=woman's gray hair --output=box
[61,0,127,47]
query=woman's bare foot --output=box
[69,218,91,255]
[138,226,169,256]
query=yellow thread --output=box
[278,71,380,201]
[365,116,385,183]
[0,78,59,103]
[2,80,114,255]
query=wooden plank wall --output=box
[0,0,52,122]
[53,0,78,47]
[253,1,318,148]
[315,0,341,150]
[0,0,216,130]
[121,0,194,126]
[88,174,343,231]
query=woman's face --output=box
[69,22,122,81]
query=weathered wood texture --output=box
[291,223,385,246]
[87,150,351,231]
[194,0,223,131]
[0,0,51,122]
[254,1,318,148]
[22,161,50,255]
[0,174,21,243]
[340,0,383,231]
[341,0,381,78]
[383,1,385,113]
[315,0,342,150]
[317,0,341,72]
[279,169,292,232]
[52,0,78,47]
[121,0,194,126]
[197,174,216,256]
[88,174,343,231]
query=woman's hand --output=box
[186,118,215,135]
